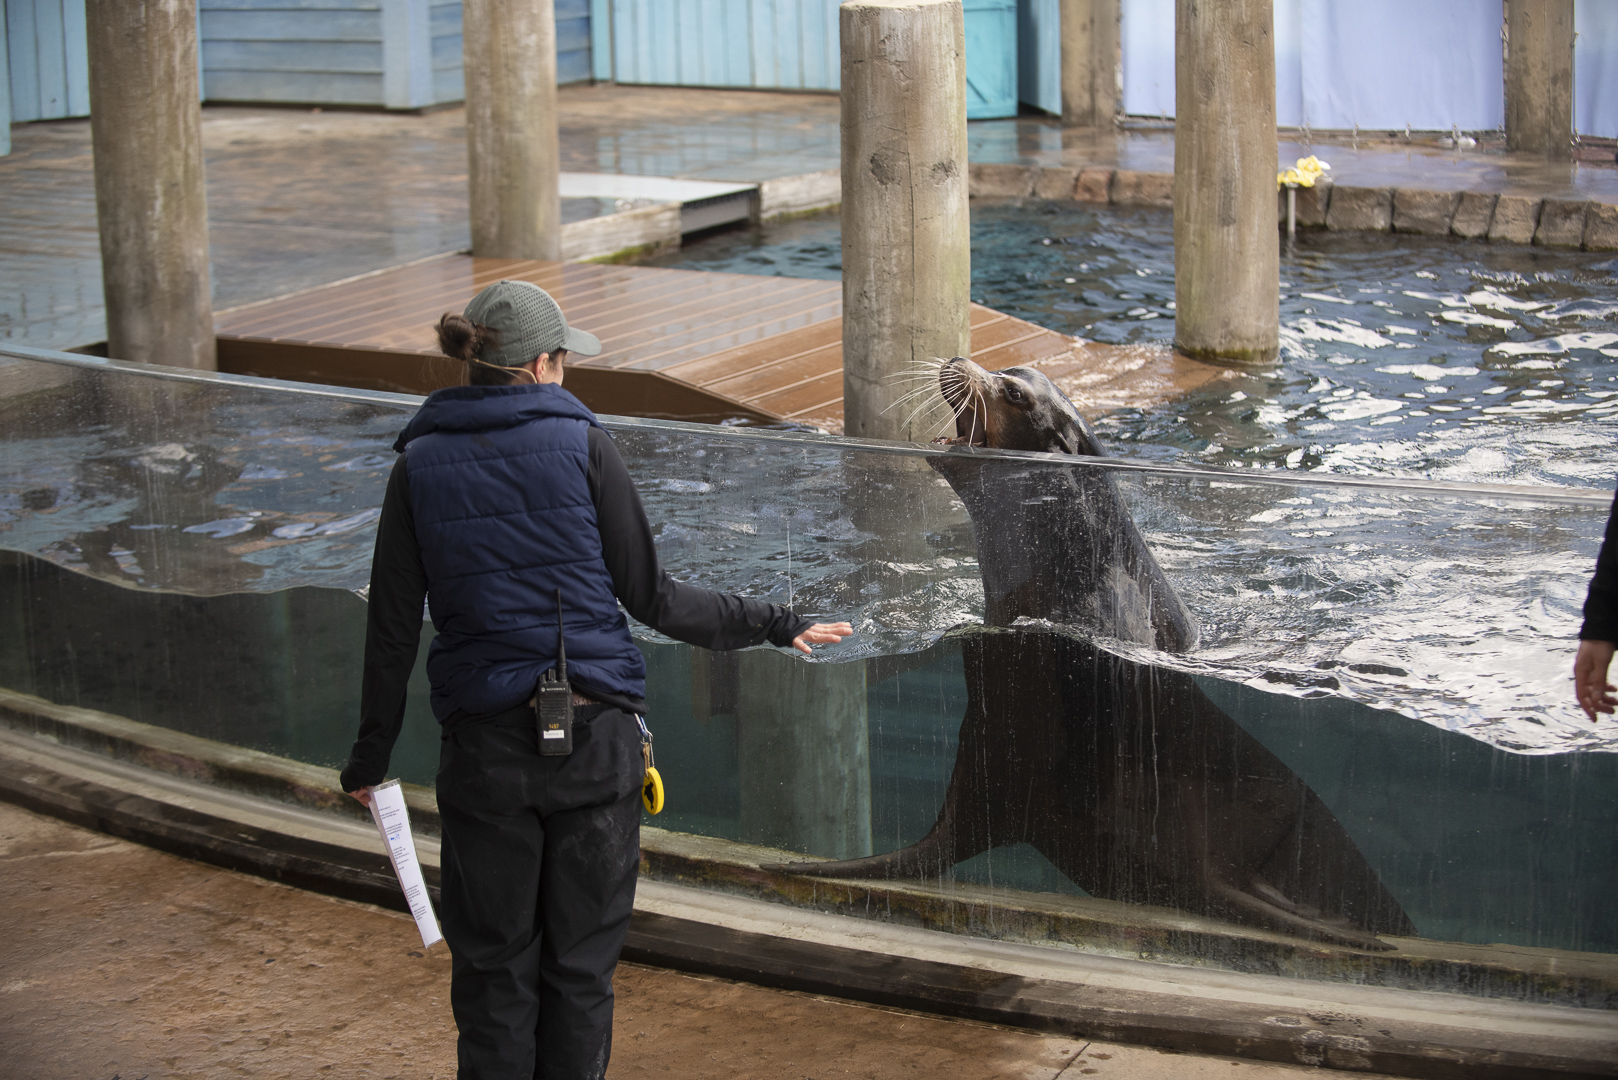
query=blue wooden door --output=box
[5,0,91,122]
[964,0,1017,119]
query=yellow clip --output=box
[642,765,665,815]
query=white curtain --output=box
[1124,0,1612,134]
[1576,0,1618,137]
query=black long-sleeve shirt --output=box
[1582,487,1618,643]
[340,426,812,791]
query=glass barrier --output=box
[2,346,1614,974]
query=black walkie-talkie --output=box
[536,589,574,756]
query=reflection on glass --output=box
[1,348,1614,969]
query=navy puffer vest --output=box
[395,383,645,721]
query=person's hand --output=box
[1574,639,1617,722]
[791,622,854,655]
[348,785,375,808]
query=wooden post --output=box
[735,651,872,861]
[840,0,971,443]
[1505,0,1574,160]
[463,0,561,260]
[85,0,215,369]
[1060,0,1119,127]
[1173,0,1278,365]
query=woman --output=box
[340,279,851,1080]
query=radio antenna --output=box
[554,588,567,680]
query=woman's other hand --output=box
[791,622,854,655]
[1574,639,1617,722]
[348,785,375,808]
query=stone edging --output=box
[966,163,1618,251]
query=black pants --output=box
[437,704,644,1080]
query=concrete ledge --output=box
[1032,165,1079,200]
[3,724,1615,1079]
[758,168,840,220]
[1587,203,1618,252]
[1075,166,1113,202]
[1491,196,1544,243]
[968,162,1039,198]
[0,686,439,834]
[624,903,1618,1080]
[953,162,1612,249]
[560,201,682,262]
[1537,200,1592,248]
[1278,184,1331,228]
[1110,169,1174,207]
[1327,186,1394,231]
[1393,189,1462,235]
[1451,192,1499,238]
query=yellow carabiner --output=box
[641,764,665,815]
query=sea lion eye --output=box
[1004,384,1025,404]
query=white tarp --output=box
[1125,0,1611,135]
[1296,0,1504,132]
[1576,0,1618,137]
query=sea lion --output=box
[771,358,1415,950]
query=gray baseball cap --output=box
[462,280,602,365]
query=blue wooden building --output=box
[3,0,1057,155]
[2,0,593,119]
[595,0,1057,118]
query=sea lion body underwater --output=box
[775,358,1415,950]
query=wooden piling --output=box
[85,0,215,369]
[1061,0,1120,128]
[464,0,561,260]
[840,0,971,443]
[1505,0,1574,161]
[1172,0,1279,365]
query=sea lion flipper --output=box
[1207,877,1399,952]
[761,831,957,881]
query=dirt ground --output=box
[0,800,1391,1080]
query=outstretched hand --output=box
[1574,639,1617,722]
[791,622,854,655]
[348,785,374,808]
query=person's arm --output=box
[587,427,817,650]
[342,457,428,797]
[1576,488,1618,721]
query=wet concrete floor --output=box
[4,83,1614,356]
[0,800,1399,1080]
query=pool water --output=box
[651,203,1618,489]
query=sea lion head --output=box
[937,357,1103,457]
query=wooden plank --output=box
[6,0,43,122]
[199,9,383,42]
[596,283,838,369]
[201,0,381,10]
[203,70,383,105]
[718,344,847,403]
[248,257,542,341]
[62,0,90,116]
[202,40,385,74]
[705,341,840,402]
[33,0,71,121]
[614,299,842,371]
[664,315,842,382]
[750,368,843,417]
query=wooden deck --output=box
[214,254,1087,431]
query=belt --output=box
[527,691,598,708]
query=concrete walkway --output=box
[0,800,1394,1080]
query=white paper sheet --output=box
[368,779,443,948]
